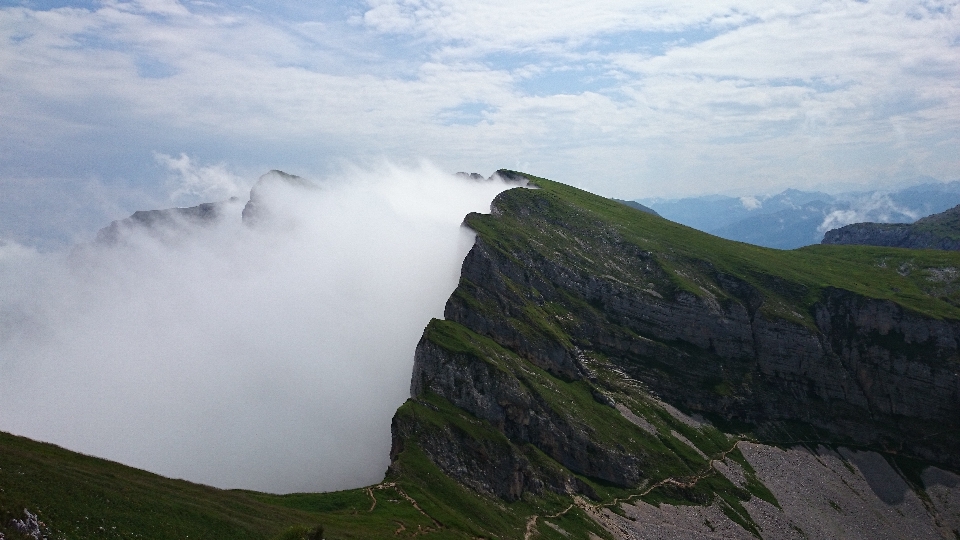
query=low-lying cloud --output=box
[0,162,515,494]
[155,152,248,204]
[818,192,919,233]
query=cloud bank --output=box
[818,192,921,232]
[0,163,515,494]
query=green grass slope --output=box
[480,173,960,324]
[1,426,566,540]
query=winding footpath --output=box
[523,439,748,540]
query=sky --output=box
[1,0,959,246]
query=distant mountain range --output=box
[637,179,960,249]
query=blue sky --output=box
[1,0,958,245]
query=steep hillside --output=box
[394,171,960,538]
[3,171,960,539]
[823,204,960,250]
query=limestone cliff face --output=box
[401,174,960,501]
[430,234,959,464]
[408,335,642,498]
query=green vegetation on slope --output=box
[912,205,960,241]
[0,430,326,540]
[0,424,613,540]
[413,317,782,536]
[471,173,960,324]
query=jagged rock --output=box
[488,170,529,184]
[454,172,486,181]
[95,198,239,245]
[409,330,644,494]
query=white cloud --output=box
[740,195,761,210]
[359,0,794,52]
[155,152,247,203]
[0,163,515,493]
[818,192,920,232]
[106,0,192,17]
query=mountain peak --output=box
[242,170,316,225]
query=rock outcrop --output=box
[95,198,239,244]
[822,204,960,250]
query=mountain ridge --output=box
[4,170,960,539]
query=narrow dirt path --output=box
[366,481,445,537]
[524,503,577,540]
[370,481,441,526]
[524,439,747,539]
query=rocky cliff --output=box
[822,204,960,250]
[388,171,960,538]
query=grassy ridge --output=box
[0,426,529,540]
[0,430,323,539]
[474,173,960,324]
[414,317,778,535]
[0,421,610,540]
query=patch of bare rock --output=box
[592,442,960,539]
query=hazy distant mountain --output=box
[639,179,960,249]
[712,200,833,249]
[94,170,313,244]
[241,169,316,225]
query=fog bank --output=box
[0,164,515,493]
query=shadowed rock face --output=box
[400,172,960,502]
[408,337,641,497]
[822,204,960,250]
[436,235,960,466]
